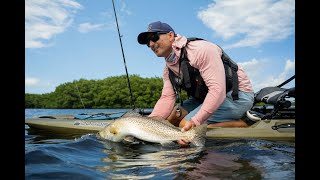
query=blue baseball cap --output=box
[137,21,175,44]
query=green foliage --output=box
[25,75,181,109]
[26,75,295,109]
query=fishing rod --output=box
[277,75,295,88]
[111,0,135,109]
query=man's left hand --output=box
[177,120,196,147]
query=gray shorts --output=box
[182,91,254,124]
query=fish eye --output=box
[110,125,118,135]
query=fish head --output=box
[98,122,124,142]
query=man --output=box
[137,21,254,146]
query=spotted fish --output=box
[98,111,207,146]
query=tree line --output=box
[25,74,295,109]
[25,75,188,109]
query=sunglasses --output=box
[146,32,168,47]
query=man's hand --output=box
[177,120,196,147]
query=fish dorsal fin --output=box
[151,117,179,128]
[121,110,143,118]
[139,115,180,129]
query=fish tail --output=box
[189,124,207,147]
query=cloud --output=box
[197,0,295,49]
[239,58,295,91]
[265,59,295,87]
[25,0,83,48]
[238,58,269,78]
[78,22,104,33]
[25,76,59,94]
[77,0,132,34]
[119,0,132,15]
[25,77,40,86]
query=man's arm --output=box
[148,66,176,119]
[187,41,226,126]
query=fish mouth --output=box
[98,131,105,139]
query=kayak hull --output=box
[25,116,294,140]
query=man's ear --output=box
[168,31,175,42]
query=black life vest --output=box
[168,37,239,103]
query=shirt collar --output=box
[165,34,187,64]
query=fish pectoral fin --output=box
[160,141,177,147]
[123,135,137,143]
[123,136,144,144]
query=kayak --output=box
[25,113,295,141]
[26,77,296,141]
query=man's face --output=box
[146,32,174,58]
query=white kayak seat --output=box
[249,86,295,120]
[254,86,295,107]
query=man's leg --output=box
[178,118,248,128]
[207,120,248,128]
[181,91,254,128]
[205,91,254,127]
[206,91,254,126]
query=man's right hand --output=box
[177,120,196,147]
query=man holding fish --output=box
[136,21,254,146]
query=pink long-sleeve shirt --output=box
[149,35,253,125]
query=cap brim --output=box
[137,32,156,44]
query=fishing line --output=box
[111,0,135,109]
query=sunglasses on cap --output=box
[146,32,168,47]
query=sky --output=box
[25,0,295,94]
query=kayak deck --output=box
[25,115,295,140]
[206,119,294,140]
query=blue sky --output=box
[25,0,295,94]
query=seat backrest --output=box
[254,87,295,105]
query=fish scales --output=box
[128,117,186,140]
[98,111,207,146]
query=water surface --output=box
[25,109,295,179]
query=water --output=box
[25,109,295,179]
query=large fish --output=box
[98,111,207,147]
